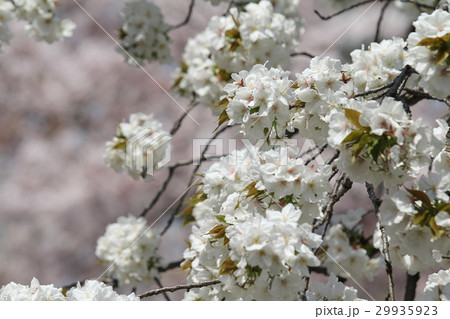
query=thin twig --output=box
[315,1,435,21]
[138,280,221,299]
[299,145,319,159]
[140,155,223,217]
[313,173,352,232]
[374,1,390,42]
[404,272,420,301]
[170,102,198,136]
[154,277,171,301]
[170,0,195,30]
[160,125,231,235]
[366,182,395,301]
[314,0,375,20]
[141,167,175,217]
[305,144,328,165]
[290,51,315,59]
[157,259,183,273]
[353,82,393,98]
[402,88,450,107]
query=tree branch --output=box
[315,1,435,22]
[138,280,221,299]
[314,0,375,20]
[157,259,183,272]
[313,173,352,232]
[374,1,391,42]
[404,272,420,301]
[170,0,195,30]
[290,51,315,59]
[170,101,197,136]
[353,82,393,98]
[154,277,171,301]
[366,182,395,301]
[305,144,328,165]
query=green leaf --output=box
[214,215,227,224]
[406,188,433,208]
[241,181,265,199]
[352,133,370,159]
[343,108,370,131]
[214,109,230,133]
[418,33,450,65]
[218,258,237,276]
[225,28,240,39]
[342,130,365,145]
[213,97,229,109]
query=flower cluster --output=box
[350,38,406,92]
[0,1,14,51]
[419,269,450,301]
[95,215,162,287]
[0,278,139,301]
[173,0,302,108]
[306,273,361,301]
[181,146,332,300]
[405,9,450,99]
[0,0,75,51]
[291,56,351,146]
[119,0,172,65]
[13,0,75,43]
[103,112,171,180]
[375,170,450,274]
[65,280,140,301]
[328,97,444,187]
[322,220,382,282]
[220,64,295,145]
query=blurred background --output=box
[0,0,446,300]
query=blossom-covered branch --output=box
[138,280,221,299]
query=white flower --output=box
[0,278,65,301]
[119,0,172,65]
[223,63,295,145]
[350,38,406,92]
[406,9,450,99]
[306,273,361,301]
[95,215,161,287]
[14,0,75,43]
[103,112,171,180]
[66,280,139,301]
[419,269,450,301]
[173,0,302,110]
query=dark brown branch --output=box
[157,259,183,272]
[314,0,375,20]
[366,182,395,301]
[138,280,221,299]
[353,82,393,98]
[384,65,414,99]
[154,277,171,301]
[170,102,197,136]
[305,144,328,165]
[170,0,195,30]
[313,173,352,232]
[141,167,175,217]
[402,88,450,107]
[315,1,435,22]
[290,51,315,59]
[374,1,391,42]
[404,272,420,301]
[140,155,223,218]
